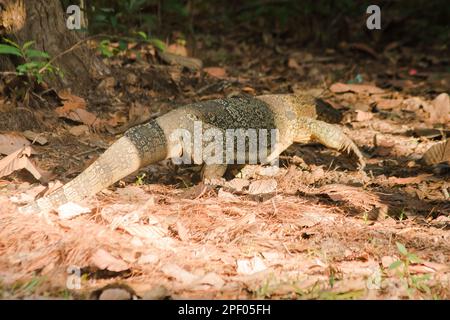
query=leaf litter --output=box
[0,29,449,300]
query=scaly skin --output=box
[19,94,365,213]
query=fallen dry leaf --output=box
[192,272,225,289]
[402,97,429,112]
[122,224,167,240]
[225,178,249,192]
[424,93,450,124]
[374,99,403,110]
[104,112,127,128]
[161,263,197,284]
[287,57,301,70]
[91,249,129,272]
[57,202,91,220]
[423,140,450,165]
[57,108,100,127]
[421,261,450,272]
[57,90,87,110]
[218,189,238,199]
[330,82,384,94]
[354,110,374,122]
[176,221,190,242]
[0,132,33,155]
[203,67,227,79]
[236,256,267,275]
[0,146,48,182]
[128,102,152,126]
[408,265,437,274]
[137,253,159,265]
[297,211,335,227]
[242,86,255,94]
[381,256,396,269]
[248,179,277,195]
[167,43,188,57]
[97,77,116,91]
[387,174,433,185]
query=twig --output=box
[38,34,105,74]
[0,71,18,76]
[38,33,162,74]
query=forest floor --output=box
[0,31,449,299]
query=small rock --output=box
[142,285,171,300]
[99,288,131,300]
[69,125,89,136]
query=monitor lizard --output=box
[19,94,365,213]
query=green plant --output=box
[398,209,407,221]
[96,32,166,58]
[389,242,432,297]
[135,172,147,185]
[97,39,120,58]
[0,38,60,84]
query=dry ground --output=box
[0,35,449,299]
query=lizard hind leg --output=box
[297,118,365,169]
[185,164,227,199]
[201,164,228,185]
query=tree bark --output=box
[0,0,109,94]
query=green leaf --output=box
[149,38,166,51]
[110,16,118,29]
[16,62,40,74]
[2,38,20,48]
[25,49,50,59]
[389,260,403,270]
[94,14,108,22]
[0,44,23,57]
[396,242,408,256]
[137,31,148,40]
[98,40,114,58]
[118,40,128,51]
[407,253,421,264]
[22,41,35,51]
[99,7,115,13]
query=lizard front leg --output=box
[296,117,365,169]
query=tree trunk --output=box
[0,0,109,94]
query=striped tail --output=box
[19,121,168,213]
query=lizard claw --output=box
[343,141,365,170]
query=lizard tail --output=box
[19,121,168,214]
